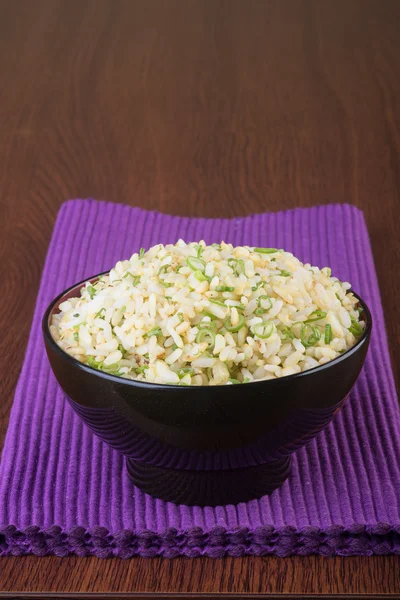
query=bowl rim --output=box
[42,271,372,391]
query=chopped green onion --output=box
[186,256,206,272]
[279,326,293,340]
[176,367,194,378]
[145,327,162,337]
[357,306,364,315]
[227,302,245,311]
[335,293,341,301]
[216,285,235,292]
[73,332,79,342]
[139,247,145,258]
[201,311,219,320]
[195,244,203,258]
[211,243,221,250]
[251,281,264,292]
[348,316,363,337]
[224,313,245,332]
[324,268,332,277]
[196,328,216,349]
[236,259,245,275]
[102,362,121,374]
[255,296,272,314]
[253,247,278,254]
[86,285,96,299]
[73,313,79,318]
[251,321,275,339]
[160,281,173,288]
[123,273,141,286]
[324,324,333,344]
[209,298,226,307]
[228,258,245,276]
[198,320,217,331]
[172,344,178,350]
[258,295,273,310]
[243,377,251,383]
[135,365,149,374]
[95,308,106,319]
[270,258,276,262]
[300,324,321,347]
[305,310,327,323]
[86,356,102,369]
[194,270,210,282]
[278,270,291,277]
[158,264,170,275]
[228,378,240,384]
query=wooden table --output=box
[1,0,399,597]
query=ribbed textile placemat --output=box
[1,200,399,557]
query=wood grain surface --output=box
[0,0,399,597]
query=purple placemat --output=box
[1,200,399,558]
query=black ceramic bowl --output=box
[43,273,372,506]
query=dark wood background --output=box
[0,0,399,597]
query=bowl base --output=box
[126,456,291,506]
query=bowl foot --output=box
[126,456,291,506]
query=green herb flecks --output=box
[224,313,245,333]
[348,316,363,337]
[86,285,96,299]
[253,247,279,254]
[251,321,275,339]
[304,310,327,323]
[324,324,333,344]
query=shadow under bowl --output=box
[43,273,372,506]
